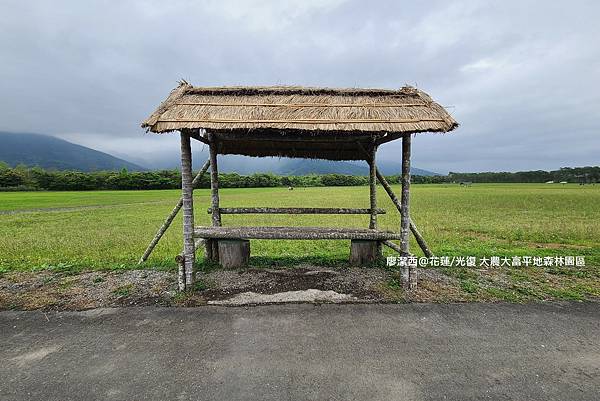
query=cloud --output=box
[0,0,599,172]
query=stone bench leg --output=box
[350,240,381,265]
[217,239,250,268]
[204,239,218,262]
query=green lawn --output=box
[0,184,599,273]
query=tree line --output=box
[0,162,597,191]
[448,167,600,184]
[0,163,404,191]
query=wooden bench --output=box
[207,207,386,215]
[196,207,396,267]
[194,226,401,240]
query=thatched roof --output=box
[142,82,458,160]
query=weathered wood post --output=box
[356,141,433,258]
[207,132,222,262]
[180,131,195,289]
[400,134,416,289]
[138,159,210,265]
[350,140,381,265]
[368,143,378,230]
[369,141,383,259]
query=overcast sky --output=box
[1,0,599,173]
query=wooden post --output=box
[374,169,433,258]
[175,238,205,290]
[368,143,378,230]
[400,135,411,255]
[175,254,185,291]
[180,131,195,289]
[356,141,433,258]
[138,159,210,264]
[207,132,221,262]
[400,134,414,289]
[368,142,383,258]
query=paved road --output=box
[1,303,599,401]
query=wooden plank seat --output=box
[194,226,402,240]
[207,207,386,215]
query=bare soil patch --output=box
[2,263,596,310]
[0,265,462,310]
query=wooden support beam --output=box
[401,134,415,290]
[368,143,378,230]
[138,159,210,265]
[382,240,402,254]
[175,255,185,291]
[208,133,222,227]
[356,141,433,258]
[180,131,195,288]
[194,226,403,240]
[211,130,380,143]
[375,132,403,146]
[400,135,411,255]
[207,207,386,215]
[189,129,209,145]
[408,221,430,258]
[207,132,221,262]
[374,169,433,258]
[175,238,205,291]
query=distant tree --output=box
[1,165,598,191]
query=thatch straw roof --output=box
[142,82,457,160]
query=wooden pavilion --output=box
[141,82,458,290]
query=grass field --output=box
[1,184,599,272]
[1,184,599,303]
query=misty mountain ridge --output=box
[137,152,439,176]
[142,151,439,176]
[0,132,145,172]
[0,132,439,176]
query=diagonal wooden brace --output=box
[138,159,211,264]
[375,168,433,258]
[355,141,433,258]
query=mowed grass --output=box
[0,184,599,274]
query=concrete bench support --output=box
[217,239,250,268]
[350,240,381,265]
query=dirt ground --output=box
[0,265,463,310]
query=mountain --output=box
[265,158,439,176]
[365,160,440,176]
[207,155,438,176]
[142,150,439,176]
[0,131,439,175]
[270,159,368,175]
[0,132,145,172]
[145,150,439,176]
